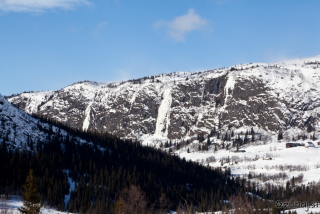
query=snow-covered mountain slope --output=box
[4,55,320,187]
[7,55,320,144]
[0,95,86,149]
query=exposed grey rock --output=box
[8,56,320,141]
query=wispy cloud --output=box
[154,8,212,42]
[0,0,90,13]
[68,22,83,33]
[93,21,108,38]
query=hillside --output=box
[0,95,89,150]
[3,54,320,213]
[7,55,320,144]
[1,94,245,213]
[6,56,320,189]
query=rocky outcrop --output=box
[8,56,320,141]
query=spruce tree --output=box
[19,169,42,214]
[244,132,248,144]
[307,123,312,133]
[251,127,255,135]
[207,137,211,147]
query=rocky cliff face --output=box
[7,56,320,142]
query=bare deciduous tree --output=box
[222,192,271,214]
[154,193,171,214]
[122,185,147,214]
[176,195,194,214]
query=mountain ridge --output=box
[7,55,320,145]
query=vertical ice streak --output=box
[155,89,172,137]
[82,98,94,131]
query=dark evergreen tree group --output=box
[2,114,320,213]
[0,119,244,213]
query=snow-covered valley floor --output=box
[3,199,320,214]
[176,139,320,188]
[0,197,71,214]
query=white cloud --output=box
[154,8,211,42]
[0,0,90,13]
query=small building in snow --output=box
[286,143,304,148]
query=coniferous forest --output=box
[0,117,242,213]
[1,117,320,213]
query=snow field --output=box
[0,197,73,214]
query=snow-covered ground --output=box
[3,198,318,214]
[64,171,76,208]
[177,138,320,187]
[172,207,320,214]
[140,125,320,187]
[285,207,320,214]
[0,197,72,214]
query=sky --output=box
[1,0,320,96]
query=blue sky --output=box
[1,0,320,96]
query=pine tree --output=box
[307,123,312,133]
[176,142,180,150]
[198,134,204,142]
[19,169,42,214]
[224,133,228,141]
[251,127,255,135]
[244,132,248,144]
[207,137,211,147]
